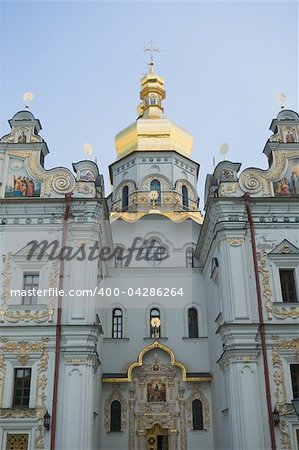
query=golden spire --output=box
[115,45,193,160]
[140,41,165,119]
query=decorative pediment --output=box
[0,110,44,144]
[205,110,299,199]
[214,161,241,182]
[0,110,102,199]
[238,152,299,197]
[269,110,299,144]
[104,384,127,431]
[1,151,76,199]
[13,241,52,259]
[268,240,299,256]
[102,341,212,383]
[73,160,99,182]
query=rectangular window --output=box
[22,273,39,305]
[279,269,297,303]
[6,434,29,450]
[13,368,31,408]
[291,364,299,398]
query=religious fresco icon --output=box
[78,169,95,182]
[5,157,41,198]
[147,379,166,402]
[273,158,299,196]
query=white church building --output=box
[0,62,299,450]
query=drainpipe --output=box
[50,193,72,450]
[243,192,276,450]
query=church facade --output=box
[0,63,299,450]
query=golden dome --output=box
[115,63,193,159]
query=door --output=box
[146,424,169,450]
[6,434,29,450]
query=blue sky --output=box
[0,1,298,205]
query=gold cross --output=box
[276,92,286,109]
[144,40,160,64]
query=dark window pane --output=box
[280,269,297,303]
[112,309,123,339]
[110,400,121,432]
[291,364,299,398]
[122,186,129,210]
[13,368,31,408]
[150,180,161,204]
[192,399,203,430]
[188,308,199,338]
[182,185,189,209]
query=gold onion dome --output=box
[115,62,193,159]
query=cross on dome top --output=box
[144,41,160,73]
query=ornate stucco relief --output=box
[257,251,299,319]
[104,384,127,431]
[1,254,59,323]
[186,385,210,430]
[272,336,299,449]
[5,150,76,197]
[0,337,49,450]
[239,150,299,196]
[226,238,244,247]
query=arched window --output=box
[115,248,123,268]
[150,94,157,105]
[150,179,161,204]
[150,308,161,338]
[182,185,189,209]
[122,185,129,210]
[143,239,167,266]
[112,308,123,339]
[186,248,194,268]
[110,400,121,432]
[192,399,203,430]
[188,308,199,338]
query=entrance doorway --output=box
[146,424,169,450]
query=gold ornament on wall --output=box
[186,386,210,430]
[0,337,49,449]
[1,254,58,323]
[257,251,299,320]
[226,237,244,246]
[271,336,299,449]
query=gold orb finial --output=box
[22,92,34,109]
[220,143,229,160]
[84,143,93,158]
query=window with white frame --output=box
[290,364,299,398]
[268,242,299,304]
[150,308,161,338]
[279,269,298,302]
[13,368,31,408]
[112,308,123,339]
[22,273,39,305]
[186,248,194,268]
[114,248,123,268]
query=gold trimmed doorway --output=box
[146,424,169,450]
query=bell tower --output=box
[109,57,203,223]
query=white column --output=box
[226,358,266,450]
[57,360,97,450]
